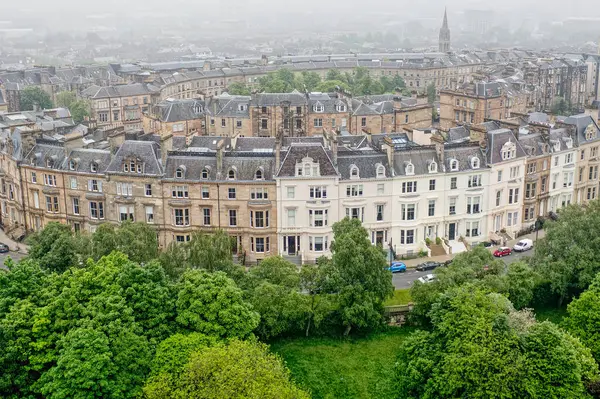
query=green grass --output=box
[533,305,568,325]
[271,328,414,399]
[384,289,412,306]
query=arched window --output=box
[201,168,209,179]
[228,169,236,180]
[176,167,184,179]
[405,162,414,175]
[450,159,459,171]
[471,157,480,169]
[429,161,437,173]
[46,158,53,168]
[69,159,76,170]
[501,142,517,160]
[255,169,263,180]
[350,165,359,179]
[90,162,98,173]
[376,165,385,178]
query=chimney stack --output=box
[431,133,445,166]
[160,133,173,167]
[216,139,225,179]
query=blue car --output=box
[388,262,407,273]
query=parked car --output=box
[418,274,436,284]
[548,211,559,221]
[388,262,407,273]
[416,261,441,272]
[481,241,493,248]
[0,243,9,253]
[513,239,534,252]
[442,259,453,267]
[493,247,512,257]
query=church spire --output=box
[442,7,448,29]
[439,8,451,53]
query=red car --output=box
[493,247,512,257]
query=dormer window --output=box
[405,162,414,175]
[528,147,536,156]
[501,142,517,161]
[551,140,560,152]
[90,162,98,173]
[296,157,320,177]
[313,103,324,113]
[175,167,185,179]
[194,104,203,114]
[69,159,76,170]
[471,157,480,169]
[237,104,247,112]
[46,158,53,168]
[429,161,437,173]
[586,124,597,140]
[450,159,459,171]
[228,169,236,180]
[255,169,263,180]
[201,167,209,179]
[564,137,573,149]
[542,144,549,153]
[376,164,385,178]
[336,103,346,112]
[350,165,359,179]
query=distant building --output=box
[439,9,451,53]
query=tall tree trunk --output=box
[343,324,352,336]
[305,317,312,337]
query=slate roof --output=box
[81,83,160,99]
[447,126,470,143]
[25,140,66,169]
[338,152,391,180]
[393,147,441,176]
[252,92,306,106]
[165,152,218,181]
[485,128,527,164]
[518,132,548,157]
[234,137,276,151]
[205,94,250,118]
[106,140,162,176]
[444,144,488,172]
[157,99,205,122]
[64,148,111,173]
[188,136,228,152]
[0,90,5,106]
[277,143,337,177]
[223,153,277,181]
[564,114,600,145]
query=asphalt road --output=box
[0,252,27,271]
[392,249,533,289]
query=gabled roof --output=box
[277,143,337,177]
[486,128,527,164]
[106,140,162,175]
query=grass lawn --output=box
[384,289,412,306]
[271,327,414,399]
[533,305,568,325]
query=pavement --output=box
[392,229,545,289]
[0,227,28,270]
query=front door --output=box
[495,215,502,232]
[448,223,456,240]
[287,236,297,256]
[375,231,384,246]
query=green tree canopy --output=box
[91,221,158,263]
[20,86,53,111]
[175,270,259,338]
[532,201,600,305]
[26,222,79,273]
[396,286,599,398]
[144,339,310,399]
[227,82,251,96]
[56,91,90,123]
[320,217,394,335]
[564,273,600,363]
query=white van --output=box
[513,238,533,252]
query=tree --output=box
[158,241,189,280]
[326,69,345,82]
[56,91,90,123]
[410,245,507,324]
[26,222,78,273]
[426,83,436,105]
[175,270,259,338]
[299,262,335,337]
[91,222,158,264]
[550,96,574,115]
[315,80,350,93]
[227,82,251,96]
[144,339,310,399]
[320,218,394,335]
[38,324,151,399]
[505,261,537,309]
[532,201,600,305]
[187,231,243,278]
[20,86,53,111]
[379,75,407,94]
[297,71,322,92]
[395,286,599,398]
[564,274,600,362]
